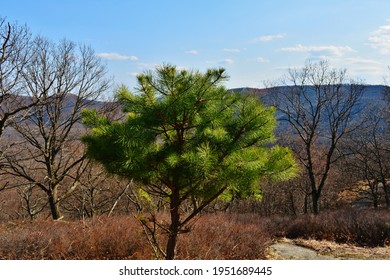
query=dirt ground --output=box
[266,238,390,260]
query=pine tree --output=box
[82,65,296,259]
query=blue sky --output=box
[3,0,390,90]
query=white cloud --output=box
[223,48,241,53]
[368,23,390,54]
[344,57,382,65]
[129,72,139,77]
[97,52,138,61]
[256,34,285,42]
[256,57,270,63]
[185,50,199,55]
[280,44,356,57]
[220,58,234,65]
[206,58,234,65]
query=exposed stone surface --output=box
[267,238,390,260]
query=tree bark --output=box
[381,180,390,208]
[166,189,180,260]
[48,188,61,220]
[303,195,308,214]
[312,192,319,215]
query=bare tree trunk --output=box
[384,186,390,208]
[381,180,390,208]
[288,189,297,216]
[303,194,308,214]
[48,188,61,220]
[312,192,320,215]
[373,196,378,208]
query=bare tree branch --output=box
[3,37,110,219]
[269,60,365,214]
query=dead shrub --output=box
[272,209,390,247]
[177,214,271,259]
[0,213,272,260]
[0,216,151,259]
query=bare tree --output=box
[60,161,135,219]
[0,18,31,136]
[341,107,390,208]
[270,60,365,214]
[0,18,42,195]
[17,184,47,220]
[4,37,110,220]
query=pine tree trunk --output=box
[166,189,180,260]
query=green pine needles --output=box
[82,64,297,259]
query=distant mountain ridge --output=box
[7,85,388,125]
[229,85,389,107]
[229,85,390,100]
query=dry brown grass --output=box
[0,213,271,260]
[3,209,387,260]
[177,214,271,259]
[0,216,151,259]
[0,189,21,221]
[271,208,390,247]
